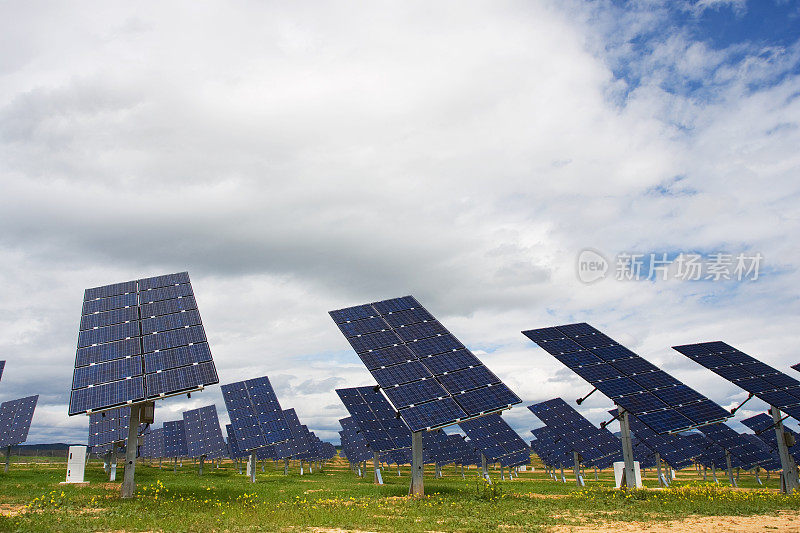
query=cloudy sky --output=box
[1,0,799,447]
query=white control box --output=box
[613,461,642,488]
[65,445,87,483]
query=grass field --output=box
[1,455,799,532]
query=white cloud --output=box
[0,1,798,446]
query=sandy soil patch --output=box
[549,511,800,532]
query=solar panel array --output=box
[330,296,521,432]
[337,386,411,451]
[0,360,4,383]
[523,323,731,434]
[0,395,39,448]
[741,413,800,463]
[163,419,188,458]
[222,375,291,452]
[674,342,800,421]
[183,405,228,459]
[741,433,782,471]
[272,408,314,460]
[697,422,774,469]
[622,410,701,469]
[225,424,248,459]
[529,398,621,469]
[531,426,571,467]
[88,406,136,449]
[423,429,464,465]
[459,413,530,467]
[339,416,372,463]
[69,272,219,415]
[142,428,165,459]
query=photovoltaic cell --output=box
[697,422,774,469]
[330,296,521,431]
[69,272,219,415]
[523,323,730,434]
[182,404,228,459]
[272,408,314,460]
[88,406,144,449]
[674,342,800,422]
[0,360,4,383]
[339,417,374,463]
[619,410,701,469]
[226,424,248,459]
[221,375,291,452]
[0,395,38,448]
[142,428,164,459]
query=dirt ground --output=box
[549,510,800,532]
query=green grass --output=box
[1,457,798,532]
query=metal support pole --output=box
[573,451,583,487]
[703,464,707,481]
[755,466,762,485]
[373,452,382,484]
[461,464,465,479]
[4,446,11,473]
[771,406,799,494]
[711,463,717,483]
[560,464,565,483]
[249,453,256,483]
[656,453,665,487]
[120,404,141,499]
[594,466,599,481]
[199,455,205,476]
[435,463,442,479]
[409,430,424,497]
[284,457,289,475]
[618,407,637,489]
[726,451,736,487]
[481,453,491,484]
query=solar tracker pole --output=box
[120,404,140,499]
[481,454,491,483]
[199,455,205,475]
[373,452,382,484]
[755,466,762,485]
[409,430,424,497]
[770,406,799,494]
[572,452,583,487]
[284,457,289,475]
[725,451,736,487]
[4,446,11,473]
[617,408,637,489]
[655,453,665,488]
[249,453,256,483]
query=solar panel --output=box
[459,413,530,467]
[221,375,291,452]
[226,424,249,459]
[0,395,38,448]
[88,406,144,450]
[339,417,372,463]
[529,398,621,469]
[336,386,412,451]
[531,426,571,467]
[685,432,727,469]
[697,422,774,469]
[69,272,219,415]
[741,413,800,463]
[182,405,228,459]
[523,323,731,434]
[330,296,521,431]
[0,360,5,382]
[674,342,800,421]
[163,420,188,458]
[740,434,782,471]
[272,408,314,460]
[621,410,701,469]
[142,428,165,459]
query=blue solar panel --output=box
[88,406,143,449]
[697,422,774,469]
[531,426,571,467]
[523,323,731,434]
[163,420,188,457]
[182,405,228,459]
[336,387,411,451]
[272,408,314,459]
[529,398,621,469]
[330,296,521,431]
[226,424,248,459]
[741,413,800,463]
[69,272,219,415]
[459,413,530,467]
[0,395,39,448]
[222,375,291,453]
[674,342,800,423]
[142,428,165,459]
[0,360,4,383]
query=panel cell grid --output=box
[330,296,521,431]
[69,272,219,415]
[523,323,730,435]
